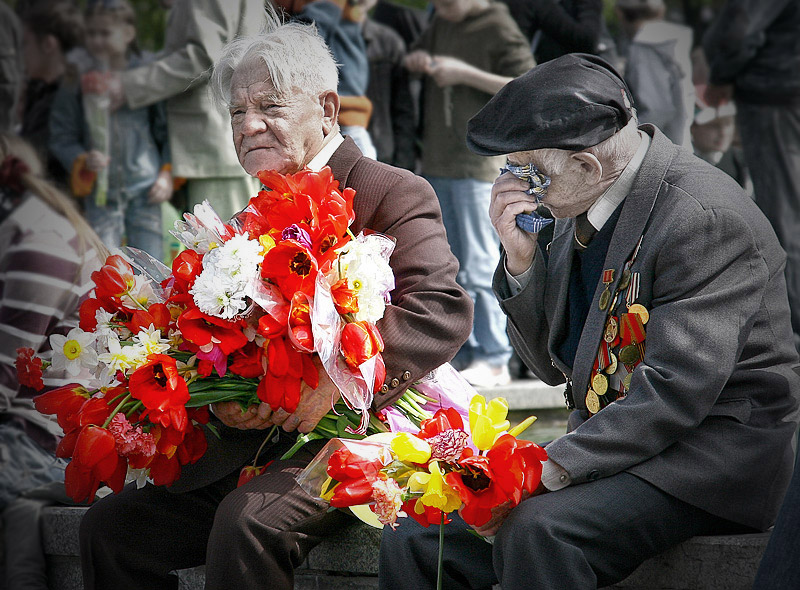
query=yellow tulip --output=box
[391,433,432,464]
[469,395,511,450]
[508,414,538,438]
[408,461,461,513]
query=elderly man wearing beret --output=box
[378,54,800,589]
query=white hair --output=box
[211,7,339,107]
[532,116,641,176]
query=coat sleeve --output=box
[702,0,794,84]
[356,168,473,410]
[48,81,87,176]
[545,204,771,484]
[122,0,260,109]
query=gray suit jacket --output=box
[170,137,472,492]
[494,126,800,530]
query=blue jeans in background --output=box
[85,187,163,260]
[427,176,511,368]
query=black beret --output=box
[466,53,635,156]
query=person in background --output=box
[49,0,172,261]
[358,0,418,170]
[704,0,800,355]
[0,132,105,590]
[18,1,85,187]
[0,3,23,133]
[615,0,694,148]
[105,0,264,223]
[690,102,752,196]
[404,0,535,387]
[379,53,799,590]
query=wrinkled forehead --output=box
[229,60,279,102]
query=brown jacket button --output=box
[390,378,400,388]
[380,384,389,393]
[402,371,411,381]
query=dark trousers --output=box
[738,101,800,352]
[752,450,800,589]
[78,452,352,590]
[379,472,748,589]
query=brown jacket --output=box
[170,137,473,492]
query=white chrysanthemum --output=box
[337,237,395,323]
[191,271,248,319]
[133,327,171,356]
[50,328,97,377]
[212,233,263,279]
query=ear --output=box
[319,90,340,135]
[570,152,603,185]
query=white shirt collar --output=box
[586,131,651,231]
[306,132,345,172]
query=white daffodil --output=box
[133,326,172,356]
[50,328,97,377]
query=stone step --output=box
[478,378,567,411]
[41,506,770,590]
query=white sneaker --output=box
[459,360,512,388]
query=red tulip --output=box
[169,249,203,293]
[177,307,248,355]
[91,255,134,299]
[341,321,384,369]
[330,279,359,315]
[78,298,106,331]
[260,240,319,299]
[33,384,91,432]
[128,354,189,432]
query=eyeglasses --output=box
[500,162,551,202]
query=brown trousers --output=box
[78,438,351,590]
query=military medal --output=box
[604,316,619,343]
[592,373,608,396]
[628,303,649,324]
[598,269,614,310]
[619,344,640,365]
[586,389,601,414]
[605,352,618,374]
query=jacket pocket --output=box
[706,398,752,423]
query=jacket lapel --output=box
[546,218,577,373]
[569,127,679,404]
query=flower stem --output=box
[103,393,132,428]
[437,511,445,590]
[252,425,278,467]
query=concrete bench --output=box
[40,505,769,590]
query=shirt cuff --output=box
[541,459,571,491]
[504,258,533,295]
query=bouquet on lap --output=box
[21,166,463,503]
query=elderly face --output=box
[506,149,602,219]
[229,59,335,176]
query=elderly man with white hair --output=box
[77,13,471,590]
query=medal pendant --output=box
[605,352,618,375]
[592,373,608,396]
[586,390,601,414]
[599,288,611,311]
[604,316,618,343]
[619,344,640,365]
[619,268,632,290]
[623,372,633,390]
[628,303,649,325]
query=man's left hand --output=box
[270,357,340,433]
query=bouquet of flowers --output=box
[22,166,470,503]
[296,394,547,588]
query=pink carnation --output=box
[108,413,156,458]
[371,476,406,529]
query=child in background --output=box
[404,0,535,387]
[49,0,171,261]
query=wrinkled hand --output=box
[269,357,340,433]
[703,83,733,108]
[426,55,475,88]
[85,150,109,172]
[403,50,433,74]
[148,168,173,204]
[490,172,542,276]
[212,400,275,430]
[107,72,125,111]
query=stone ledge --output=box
[478,378,566,410]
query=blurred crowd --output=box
[1,0,799,584]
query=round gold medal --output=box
[628,303,649,324]
[619,345,640,365]
[605,352,618,375]
[585,390,601,414]
[592,373,608,396]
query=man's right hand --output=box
[212,401,275,430]
[490,172,541,276]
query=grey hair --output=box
[533,116,641,176]
[210,8,339,107]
